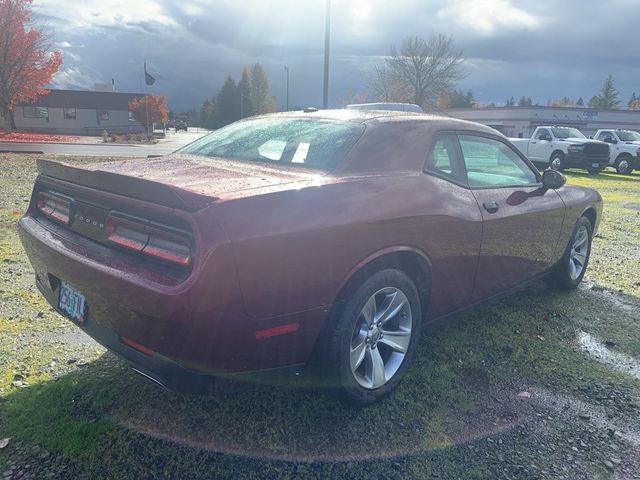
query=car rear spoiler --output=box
[37,158,216,212]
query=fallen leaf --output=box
[0,437,10,449]
[516,391,532,398]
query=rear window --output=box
[179,117,365,170]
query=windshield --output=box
[616,130,640,141]
[179,117,365,170]
[551,127,586,139]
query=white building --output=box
[8,89,145,135]
[444,106,640,138]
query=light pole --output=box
[322,0,331,109]
[284,66,290,111]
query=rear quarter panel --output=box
[213,173,483,321]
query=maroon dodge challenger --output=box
[19,110,602,404]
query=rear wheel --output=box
[326,269,423,405]
[615,155,634,175]
[550,216,592,290]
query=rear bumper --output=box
[36,278,303,392]
[18,214,326,381]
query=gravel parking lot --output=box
[0,154,639,479]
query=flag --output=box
[144,61,156,86]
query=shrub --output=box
[109,133,117,142]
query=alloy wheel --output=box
[349,287,412,389]
[569,225,589,280]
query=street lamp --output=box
[284,66,290,111]
[323,0,331,109]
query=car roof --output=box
[250,109,499,134]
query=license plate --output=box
[58,282,87,324]
[592,163,600,168]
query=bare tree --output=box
[381,35,465,109]
[368,64,410,103]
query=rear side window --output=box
[458,135,538,188]
[179,118,365,171]
[425,134,463,181]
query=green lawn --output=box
[0,154,639,479]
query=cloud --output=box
[30,0,640,111]
[437,0,539,35]
[51,67,95,90]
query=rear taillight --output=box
[37,191,73,225]
[105,213,193,266]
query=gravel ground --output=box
[0,154,639,479]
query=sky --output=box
[32,0,640,113]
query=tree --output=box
[249,63,272,115]
[0,0,62,132]
[238,68,253,118]
[518,96,532,106]
[628,92,638,109]
[576,97,584,106]
[199,98,216,129]
[549,97,574,107]
[437,89,475,108]
[505,96,516,107]
[214,76,239,128]
[383,34,465,109]
[368,64,411,103]
[128,94,168,131]
[629,98,640,111]
[588,75,620,109]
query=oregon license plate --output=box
[58,282,87,324]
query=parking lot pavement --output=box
[0,129,209,157]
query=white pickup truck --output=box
[510,126,609,174]
[593,129,640,174]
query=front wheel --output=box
[549,153,565,171]
[549,216,592,290]
[326,269,423,405]
[588,167,604,175]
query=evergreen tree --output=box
[214,76,240,128]
[628,92,638,109]
[505,96,515,107]
[518,96,532,106]
[250,63,271,115]
[238,68,253,118]
[464,90,475,107]
[576,97,584,106]
[199,98,216,129]
[588,75,621,109]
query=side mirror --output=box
[542,169,566,189]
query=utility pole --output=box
[284,66,290,111]
[322,0,331,109]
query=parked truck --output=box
[510,126,609,174]
[593,129,640,175]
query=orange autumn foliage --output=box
[128,95,169,128]
[0,0,62,131]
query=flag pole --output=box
[144,60,150,137]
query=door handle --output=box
[531,141,537,144]
[483,201,499,213]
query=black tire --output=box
[587,167,604,175]
[549,152,565,171]
[549,216,593,290]
[325,268,424,405]
[615,155,634,175]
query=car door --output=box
[456,133,566,301]
[528,128,552,163]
